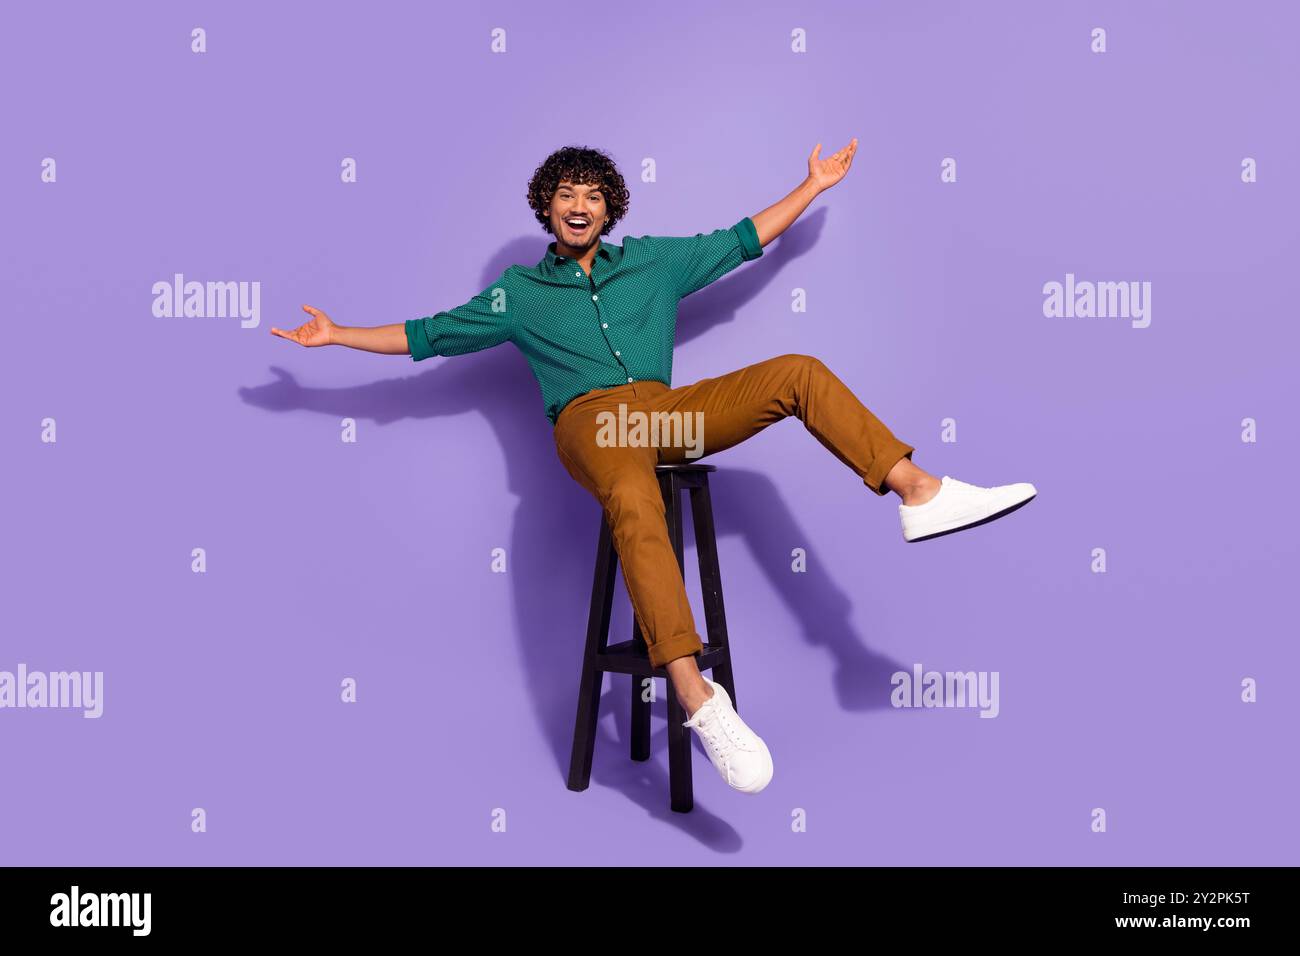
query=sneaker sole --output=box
[904,492,1037,543]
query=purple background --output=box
[2,0,1296,865]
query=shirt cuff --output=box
[734,216,764,261]
[405,318,437,361]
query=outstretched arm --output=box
[271,269,513,359]
[750,138,858,247]
[271,306,409,354]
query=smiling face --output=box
[547,179,608,255]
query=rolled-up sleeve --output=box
[648,216,765,299]
[406,270,514,361]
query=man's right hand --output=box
[271,305,336,347]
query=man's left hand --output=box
[807,138,858,192]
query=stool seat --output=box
[566,464,738,814]
[653,462,716,473]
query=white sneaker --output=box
[899,475,1037,542]
[682,678,774,794]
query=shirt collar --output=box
[542,237,615,274]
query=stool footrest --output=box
[596,641,728,677]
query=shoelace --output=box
[688,713,737,786]
[685,699,751,758]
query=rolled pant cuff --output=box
[866,439,916,496]
[647,630,705,669]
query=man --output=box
[271,142,1037,796]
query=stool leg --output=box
[666,685,694,813]
[690,477,737,711]
[660,472,694,812]
[567,516,618,793]
[630,620,651,762]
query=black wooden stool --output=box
[566,462,738,813]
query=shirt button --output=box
[601,322,608,329]
[614,350,620,357]
[592,294,599,301]
[627,377,634,383]
[574,272,581,278]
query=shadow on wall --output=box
[240,210,912,847]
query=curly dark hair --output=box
[526,146,630,236]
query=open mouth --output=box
[565,217,591,236]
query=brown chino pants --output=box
[552,353,915,669]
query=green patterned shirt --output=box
[405,216,765,424]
